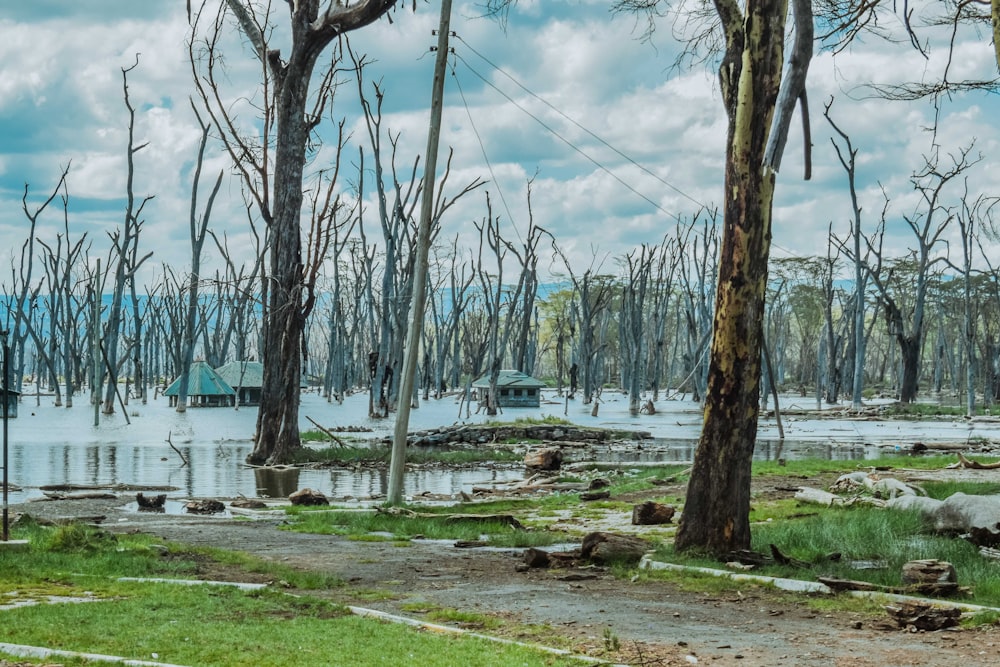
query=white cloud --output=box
[0,1,997,291]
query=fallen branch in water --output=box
[166,431,189,467]
[305,416,348,447]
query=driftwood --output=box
[950,452,1000,470]
[376,506,524,529]
[40,484,179,492]
[41,491,118,501]
[580,490,611,501]
[305,416,348,447]
[580,531,652,565]
[885,601,962,631]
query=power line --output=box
[450,34,803,261]
[448,59,523,245]
[452,50,681,222]
[455,35,707,212]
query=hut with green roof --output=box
[215,360,264,406]
[163,361,235,407]
[472,370,546,408]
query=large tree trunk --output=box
[898,334,921,403]
[674,0,787,555]
[247,57,312,465]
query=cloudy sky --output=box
[1,1,997,289]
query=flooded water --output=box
[3,389,997,505]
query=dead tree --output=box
[176,101,224,413]
[865,145,979,402]
[101,59,154,414]
[191,0,398,464]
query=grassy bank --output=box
[0,521,583,667]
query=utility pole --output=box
[387,0,453,505]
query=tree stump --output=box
[289,488,329,506]
[581,531,652,565]
[524,447,563,471]
[885,601,962,630]
[136,493,166,512]
[901,559,959,596]
[631,501,675,525]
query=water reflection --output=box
[6,436,888,506]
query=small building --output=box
[0,386,19,418]
[472,370,546,408]
[215,361,264,406]
[163,361,236,407]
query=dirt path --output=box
[14,497,1000,667]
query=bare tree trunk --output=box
[675,0,788,555]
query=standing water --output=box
[5,389,995,505]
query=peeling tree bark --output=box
[674,0,788,555]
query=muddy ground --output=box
[11,468,1000,667]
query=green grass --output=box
[0,583,578,666]
[0,522,580,667]
[484,414,573,426]
[650,503,1000,608]
[282,509,567,547]
[751,454,960,478]
[882,403,994,417]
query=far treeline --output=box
[6,168,1000,423]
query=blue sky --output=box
[1,1,997,287]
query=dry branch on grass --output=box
[948,452,1000,470]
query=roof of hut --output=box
[215,361,264,388]
[163,361,235,397]
[472,370,546,389]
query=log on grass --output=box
[580,531,652,565]
[631,501,675,525]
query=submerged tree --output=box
[190,0,400,464]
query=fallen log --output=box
[580,531,652,565]
[41,491,118,501]
[950,452,1000,470]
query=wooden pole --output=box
[388,0,453,505]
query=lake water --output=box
[3,389,996,505]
